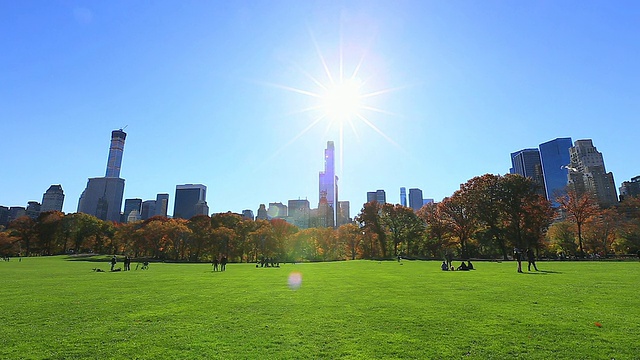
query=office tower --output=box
[400,187,407,207]
[337,201,350,226]
[141,200,156,220]
[315,193,334,228]
[173,184,208,219]
[26,201,41,219]
[619,176,640,201]
[8,207,26,223]
[366,191,377,203]
[510,149,546,196]
[122,199,142,223]
[0,206,8,226]
[127,210,141,223]
[242,209,254,220]
[568,139,618,207]
[539,137,572,205]
[367,190,386,204]
[408,188,423,212]
[105,129,126,178]
[155,193,169,217]
[194,200,209,217]
[77,129,127,222]
[256,204,268,220]
[41,185,65,212]
[319,141,338,227]
[268,202,288,218]
[423,199,434,205]
[288,199,310,229]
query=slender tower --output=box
[105,129,127,178]
[319,141,338,227]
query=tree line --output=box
[2,174,639,262]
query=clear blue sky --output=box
[2,1,639,216]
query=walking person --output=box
[526,248,538,271]
[514,248,523,273]
[221,256,227,271]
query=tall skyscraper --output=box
[568,139,618,207]
[287,199,310,229]
[539,137,572,205]
[337,201,350,226]
[620,176,640,201]
[141,200,156,220]
[155,193,169,217]
[173,184,208,219]
[366,190,386,204]
[77,129,127,222]
[400,187,407,207]
[26,201,41,219]
[319,141,338,227]
[122,198,142,223]
[408,188,423,212]
[0,206,9,227]
[510,148,546,196]
[41,185,65,212]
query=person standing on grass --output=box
[526,248,538,271]
[221,256,227,271]
[212,257,219,272]
[514,248,523,273]
[110,255,117,271]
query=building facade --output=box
[122,198,142,223]
[568,139,618,207]
[319,141,338,227]
[510,148,546,196]
[539,137,572,205]
[268,202,288,218]
[620,176,640,201]
[41,185,65,212]
[408,188,423,212]
[173,184,208,219]
[155,193,169,217]
[400,187,407,207]
[141,200,156,220]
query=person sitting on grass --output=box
[456,261,469,271]
[467,260,474,270]
[441,261,449,271]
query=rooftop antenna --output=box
[120,125,128,131]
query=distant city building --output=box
[122,198,142,223]
[510,148,546,196]
[0,206,9,226]
[367,190,386,204]
[268,202,288,218]
[313,193,334,228]
[408,188,423,212]
[242,209,254,220]
[78,129,127,222]
[8,207,26,223]
[619,176,640,201]
[173,184,208,219]
[568,139,618,207]
[155,193,169,217]
[26,201,41,219]
[127,210,141,223]
[400,187,407,207]
[319,141,338,227]
[287,199,310,229]
[41,184,65,212]
[337,201,350,226]
[141,200,156,220]
[423,199,434,206]
[256,204,268,220]
[539,137,572,205]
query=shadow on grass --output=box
[522,270,563,275]
[64,254,110,262]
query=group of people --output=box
[513,248,538,273]
[212,256,228,272]
[110,255,133,271]
[258,256,279,268]
[441,260,474,271]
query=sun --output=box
[321,77,364,123]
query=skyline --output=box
[2,1,639,215]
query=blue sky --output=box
[1,1,639,216]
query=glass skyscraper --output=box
[319,141,338,227]
[539,137,572,205]
[510,148,546,196]
[173,184,207,219]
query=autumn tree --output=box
[188,215,213,261]
[35,211,65,255]
[356,201,387,258]
[416,202,451,258]
[8,216,37,255]
[439,191,476,258]
[380,203,424,257]
[338,223,363,260]
[557,189,599,255]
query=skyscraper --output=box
[568,139,618,207]
[77,129,127,222]
[41,184,65,212]
[173,184,208,219]
[155,193,169,217]
[400,187,407,207]
[510,148,546,196]
[539,137,572,205]
[408,188,423,212]
[319,141,338,227]
[337,201,350,226]
[256,204,268,220]
[287,199,310,229]
[122,198,142,223]
[367,190,386,204]
[268,202,288,218]
[619,176,640,201]
[141,200,156,220]
[26,201,41,219]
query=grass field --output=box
[1,256,639,359]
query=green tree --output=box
[380,203,424,257]
[355,201,387,258]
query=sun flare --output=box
[321,78,364,123]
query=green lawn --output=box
[1,256,638,359]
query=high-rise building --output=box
[268,202,288,218]
[539,137,572,205]
[141,200,156,220]
[367,190,386,204]
[122,198,142,223]
[319,141,338,227]
[0,206,9,227]
[510,148,546,196]
[26,201,41,219]
[41,185,65,212]
[154,193,169,217]
[619,176,640,201]
[173,184,208,219]
[242,209,254,220]
[77,129,127,222]
[408,188,423,212]
[337,201,350,226]
[287,199,310,229]
[314,193,334,228]
[400,187,407,207]
[256,204,268,220]
[8,207,26,223]
[568,139,618,207]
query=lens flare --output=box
[288,271,302,290]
